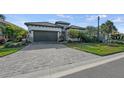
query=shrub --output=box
[68,29,98,43]
[67,40,73,43]
[26,40,31,44]
[4,42,23,48]
[111,40,124,44]
[5,23,28,42]
[108,44,119,47]
[17,42,23,46]
[0,39,5,44]
[68,29,80,38]
[78,32,97,43]
[16,35,23,42]
[59,35,64,42]
[22,38,28,45]
[4,42,14,48]
[13,42,22,47]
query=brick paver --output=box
[0,43,100,77]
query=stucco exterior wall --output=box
[28,31,34,42]
[27,25,63,42]
[28,26,62,32]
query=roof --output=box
[0,20,9,25]
[24,21,86,30]
[0,20,17,26]
[25,22,63,28]
[67,25,86,30]
[0,20,27,31]
[55,21,70,25]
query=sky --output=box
[4,14,124,33]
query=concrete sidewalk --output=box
[12,52,124,78]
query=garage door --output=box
[34,31,58,42]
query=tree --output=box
[0,23,6,41]
[106,20,114,33]
[86,26,97,37]
[5,23,28,41]
[0,24,6,34]
[100,20,118,43]
[0,14,6,21]
[68,29,80,38]
[79,31,87,42]
[85,26,98,42]
[0,15,27,41]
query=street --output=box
[63,58,124,78]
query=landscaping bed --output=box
[0,46,22,57]
[66,43,124,56]
[0,41,28,57]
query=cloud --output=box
[48,19,57,23]
[56,14,73,19]
[86,15,96,21]
[112,17,124,23]
[86,14,107,21]
[98,14,107,18]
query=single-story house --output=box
[0,19,6,40]
[25,21,86,42]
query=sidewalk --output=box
[12,52,124,78]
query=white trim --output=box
[57,32,60,42]
[29,30,34,42]
[28,25,62,32]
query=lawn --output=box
[66,43,124,56]
[0,45,22,57]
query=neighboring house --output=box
[0,20,6,40]
[25,21,86,42]
[0,28,3,40]
[0,19,15,41]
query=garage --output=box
[34,31,58,42]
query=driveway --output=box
[0,43,100,78]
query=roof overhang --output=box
[24,22,63,28]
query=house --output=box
[25,21,86,42]
[0,19,6,40]
[0,28,3,40]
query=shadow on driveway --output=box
[22,42,67,51]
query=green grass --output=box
[66,43,124,56]
[0,45,23,57]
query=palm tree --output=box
[0,14,6,21]
[101,20,117,43]
[106,20,115,43]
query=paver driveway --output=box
[0,43,100,77]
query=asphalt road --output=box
[62,58,124,78]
